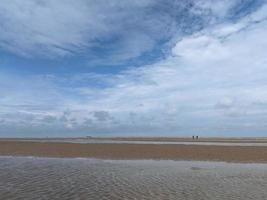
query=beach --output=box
[1,139,267,162]
[1,139,267,199]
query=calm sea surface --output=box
[17,138,267,146]
[0,157,266,200]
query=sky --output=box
[1,0,267,137]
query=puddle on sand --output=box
[0,157,266,200]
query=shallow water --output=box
[0,157,266,200]
[20,138,267,146]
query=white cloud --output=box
[172,35,229,62]
[1,1,267,136]
[0,0,155,58]
[191,0,235,19]
[216,97,234,109]
[0,0,247,63]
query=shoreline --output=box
[0,140,267,163]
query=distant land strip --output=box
[2,137,267,143]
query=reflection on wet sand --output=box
[0,157,266,200]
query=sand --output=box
[0,140,267,163]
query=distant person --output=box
[192,136,195,140]
[196,136,199,140]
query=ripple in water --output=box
[0,157,266,200]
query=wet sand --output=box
[1,157,267,200]
[0,140,267,162]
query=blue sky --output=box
[1,0,267,137]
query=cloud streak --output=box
[1,0,260,64]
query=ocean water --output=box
[21,138,267,146]
[0,157,266,200]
